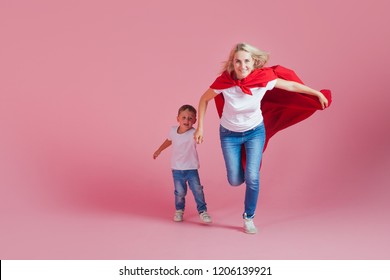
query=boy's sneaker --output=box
[243,217,257,234]
[199,211,212,223]
[173,210,184,222]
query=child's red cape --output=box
[211,65,332,166]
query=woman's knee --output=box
[227,176,245,186]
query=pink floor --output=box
[1,123,389,259]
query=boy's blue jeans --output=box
[172,169,207,213]
[219,123,266,219]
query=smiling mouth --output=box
[238,70,248,77]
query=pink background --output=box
[1,0,389,259]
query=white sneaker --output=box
[243,217,257,234]
[173,210,184,222]
[199,211,212,223]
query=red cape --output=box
[212,65,332,164]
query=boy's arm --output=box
[153,139,172,159]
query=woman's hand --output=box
[318,92,329,109]
[194,128,204,144]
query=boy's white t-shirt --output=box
[168,126,199,170]
[214,79,277,132]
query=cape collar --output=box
[210,68,277,95]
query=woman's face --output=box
[233,50,255,79]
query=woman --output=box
[194,43,330,234]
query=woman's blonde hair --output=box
[221,42,270,74]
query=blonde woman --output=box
[194,43,330,234]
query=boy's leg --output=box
[172,170,187,213]
[187,170,207,213]
[187,170,212,223]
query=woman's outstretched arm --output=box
[275,78,329,109]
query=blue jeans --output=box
[219,123,266,218]
[172,169,207,213]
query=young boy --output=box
[153,104,212,223]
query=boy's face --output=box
[177,109,196,133]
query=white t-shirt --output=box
[214,79,277,132]
[167,126,199,170]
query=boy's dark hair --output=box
[178,104,197,116]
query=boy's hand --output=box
[153,151,160,159]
